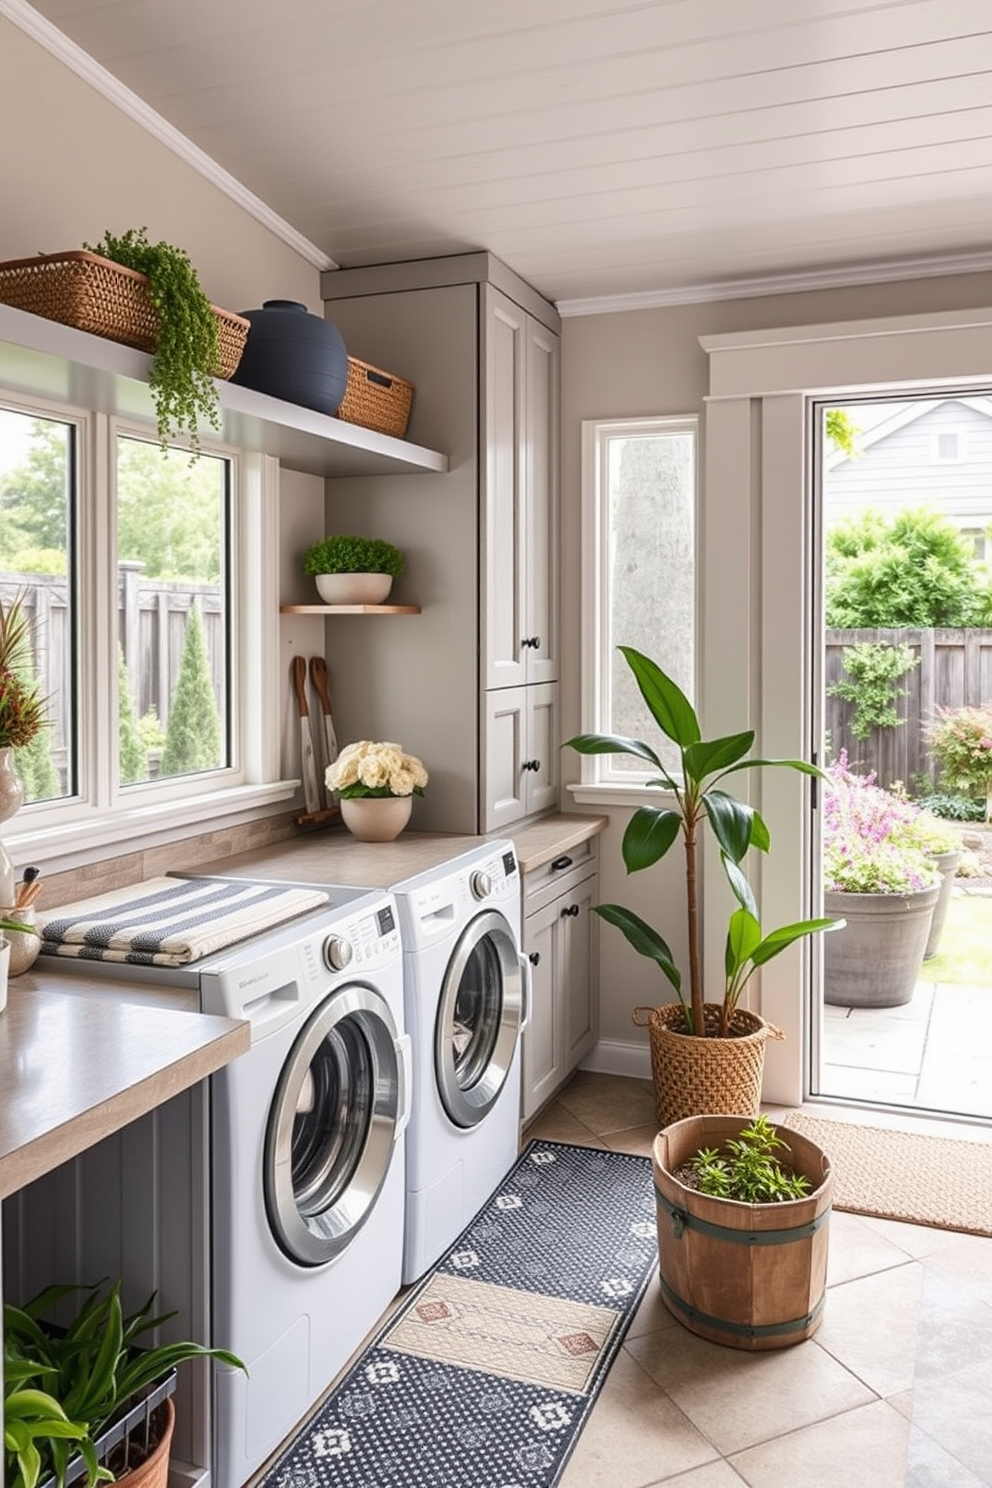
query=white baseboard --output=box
[579,1038,652,1081]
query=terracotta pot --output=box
[652,1116,833,1351]
[115,1396,174,1488]
[339,794,412,842]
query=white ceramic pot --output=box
[2,905,41,976]
[315,573,393,605]
[339,794,412,842]
[0,939,10,1014]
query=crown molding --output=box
[0,0,336,273]
[554,249,992,318]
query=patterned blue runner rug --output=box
[262,1140,657,1488]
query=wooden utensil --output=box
[309,656,339,805]
[292,655,320,814]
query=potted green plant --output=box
[822,751,942,1006]
[3,1280,246,1488]
[81,228,235,453]
[652,1112,833,1350]
[565,645,843,1126]
[302,533,406,606]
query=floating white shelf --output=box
[0,301,449,479]
[279,604,421,615]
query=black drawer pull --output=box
[521,636,541,649]
[551,855,573,872]
[561,904,580,918]
[522,759,541,772]
[528,951,541,966]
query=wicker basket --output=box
[337,355,414,439]
[0,251,249,379]
[632,1002,784,1127]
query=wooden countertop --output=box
[0,974,249,1199]
[180,812,608,886]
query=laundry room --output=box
[4,7,992,1488]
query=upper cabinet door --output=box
[483,287,560,692]
[483,287,527,690]
[524,318,560,688]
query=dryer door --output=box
[264,984,402,1266]
[434,908,523,1129]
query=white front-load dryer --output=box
[199,887,410,1488]
[390,840,528,1284]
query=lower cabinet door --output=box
[521,869,599,1122]
[483,682,559,832]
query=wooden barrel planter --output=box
[652,1115,833,1351]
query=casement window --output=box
[0,396,287,868]
[576,415,697,789]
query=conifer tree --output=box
[160,602,221,776]
[118,642,146,784]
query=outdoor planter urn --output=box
[823,883,940,1007]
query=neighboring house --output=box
[825,397,992,554]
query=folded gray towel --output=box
[38,876,329,966]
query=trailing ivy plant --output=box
[685,1114,811,1204]
[827,640,919,739]
[84,228,221,452]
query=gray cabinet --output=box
[319,253,561,834]
[521,840,600,1122]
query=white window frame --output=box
[570,414,697,806]
[1,392,294,877]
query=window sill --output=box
[567,781,678,809]
[4,781,300,880]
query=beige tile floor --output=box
[524,1071,992,1488]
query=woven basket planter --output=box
[652,1115,833,1351]
[632,1002,783,1127]
[0,251,249,378]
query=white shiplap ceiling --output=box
[12,0,992,311]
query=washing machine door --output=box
[434,908,523,1129]
[264,983,402,1267]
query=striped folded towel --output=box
[37,876,329,967]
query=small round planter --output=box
[923,848,962,960]
[652,1115,833,1351]
[230,299,348,415]
[824,884,940,1007]
[315,573,393,605]
[340,795,412,842]
[2,904,40,976]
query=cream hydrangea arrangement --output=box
[326,740,428,799]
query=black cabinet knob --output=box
[522,759,541,772]
[528,951,541,966]
[521,636,541,649]
[561,903,580,918]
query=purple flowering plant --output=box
[824,752,942,895]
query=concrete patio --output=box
[819,887,992,1121]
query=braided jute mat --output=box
[782,1112,992,1237]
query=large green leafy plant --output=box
[4,1280,245,1488]
[566,647,841,1038]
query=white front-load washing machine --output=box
[33,882,411,1488]
[390,839,529,1283]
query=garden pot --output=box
[631,1002,783,1127]
[652,1115,833,1351]
[315,572,393,605]
[923,848,962,960]
[824,884,940,1007]
[2,905,41,976]
[339,794,412,842]
[114,1396,174,1488]
[230,299,348,415]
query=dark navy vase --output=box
[230,300,348,415]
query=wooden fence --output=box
[825,628,992,790]
[1,571,224,791]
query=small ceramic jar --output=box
[2,905,41,976]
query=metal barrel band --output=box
[657,1272,826,1342]
[655,1183,831,1245]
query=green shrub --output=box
[827,640,919,739]
[303,534,405,578]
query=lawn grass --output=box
[921,889,992,986]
